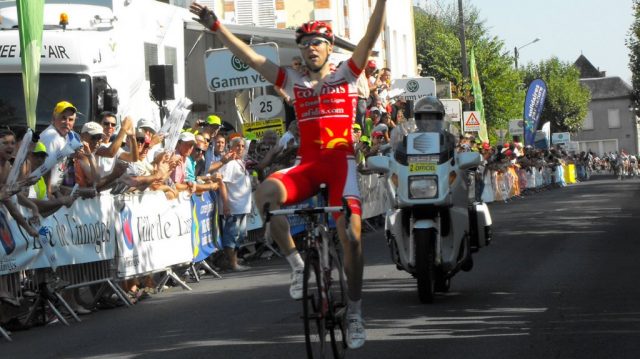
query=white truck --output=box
[0,0,189,131]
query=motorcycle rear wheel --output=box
[415,228,437,303]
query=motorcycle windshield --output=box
[391,119,457,165]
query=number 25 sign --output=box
[250,95,283,119]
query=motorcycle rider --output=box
[413,96,456,156]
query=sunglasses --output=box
[102,122,116,127]
[136,137,146,143]
[352,128,362,132]
[194,148,205,154]
[298,38,330,49]
[91,134,103,141]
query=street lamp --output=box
[514,38,540,70]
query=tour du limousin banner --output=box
[116,191,193,277]
[0,196,117,275]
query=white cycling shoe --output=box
[346,313,366,349]
[290,268,304,300]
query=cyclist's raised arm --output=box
[351,0,387,70]
[189,2,280,85]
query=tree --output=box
[413,3,524,142]
[522,58,591,133]
[628,0,640,115]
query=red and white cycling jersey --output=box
[271,59,363,216]
[275,59,361,158]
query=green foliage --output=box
[627,0,640,114]
[413,3,524,141]
[521,58,591,132]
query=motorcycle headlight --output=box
[408,176,438,199]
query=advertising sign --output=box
[204,43,280,92]
[390,77,436,101]
[243,118,286,138]
[523,79,548,146]
[509,119,524,136]
[441,99,463,123]
[552,132,571,145]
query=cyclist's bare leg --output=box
[255,178,297,254]
[336,213,363,301]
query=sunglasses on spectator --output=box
[136,137,146,143]
[91,134,103,141]
[298,38,330,49]
[352,128,362,132]
[102,122,116,127]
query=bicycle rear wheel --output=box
[303,251,329,358]
[327,243,347,359]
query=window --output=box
[144,43,159,81]
[164,46,178,84]
[583,110,594,130]
[608,109,620,129]
[234,0,275,27]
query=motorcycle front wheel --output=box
[415,228,437,303]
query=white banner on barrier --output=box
[116,191,193,277]
[0,196,118,275]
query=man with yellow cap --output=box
[39,101,81,194]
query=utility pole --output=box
[458,0,470,110]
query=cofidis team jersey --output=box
[274,59,362,158]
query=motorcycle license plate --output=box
[409,162,437,173]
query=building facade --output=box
[573,55,639,155]
[173,0,417,77]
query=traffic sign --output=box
[250,95,283,119]
[463,111,481,132]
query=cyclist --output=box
[190,0,387,349]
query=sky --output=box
[416,0,635,83]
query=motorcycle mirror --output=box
[458,152,481,170]
[366,155,390,173]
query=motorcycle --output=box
[366,100,492,303]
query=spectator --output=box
[39,101,80,195]
[365,107,382,136]
[192,134,208,177]
[171,131,198,193]
[137,118,163,165]
[391,96,410,124]
[75,122,128,191]
[94,114,138,176]
[277,119,299,151]
[0,129,39,237]
[372,111,392,143]
[218,136,252,272]
[201,115,224,173]
[355,60,377,130]
[207,133,234,174]
[22,142,77,217]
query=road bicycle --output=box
[264,191,350,358]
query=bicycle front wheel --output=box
[327,243,347,359]
[303,251,329,358]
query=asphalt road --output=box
[3,175,640,358]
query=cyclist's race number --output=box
[250,95,283,119]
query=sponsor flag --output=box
[523,79,548,146]
[16,0,45,130]
[469,49,488,142]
